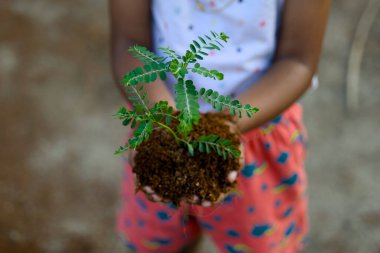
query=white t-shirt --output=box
[152,0,284,111]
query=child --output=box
[110,0,330,252]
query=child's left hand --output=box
[202,141,244,207]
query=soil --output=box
[134,113,241,206]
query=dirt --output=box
[134,113,240,206]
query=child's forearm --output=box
[111,38,175,108]
[109,0,174,108]
[236,0,331,133]
[236,58,313,132]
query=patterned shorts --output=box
[117,103,309,253]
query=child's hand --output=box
[205,120,244,206]
[128,120,244,206]
[199,140,244,207]
[127,150,168,202]
[137,167,242,206]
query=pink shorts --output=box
[117,103,309,253]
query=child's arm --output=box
[236,0,331,133]
[109,0,175,106]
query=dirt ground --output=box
[1,1,379,253]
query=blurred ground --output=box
[0,1,379,253]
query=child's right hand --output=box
[135,170,240,206]
[127,140,244,207]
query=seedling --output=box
[114,31,259,159]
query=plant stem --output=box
[154,121,182,144]
[153,112,178,121]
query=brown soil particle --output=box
[134,113,241,206]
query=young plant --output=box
[114,31,259,159]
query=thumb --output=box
[239,142,245,170]
[127,150,136,168]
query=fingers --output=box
[239,142,245,169]
[225,120,245,170]
[189,170,238,206]
[201,200,212,207]
[185,195,212,207]
[224,120,238,133]
[227,170,238,183]
[127,150,136,168]
[151,194,162,202]
[141,185,162,202]
[131,154,165,203]
[189,195,199,204]
[187,196,214,207]
[143,186,154,194]
[138,170,240,206]
[187,195,211,207]
[141,185,172,203]
[215,193,226,204]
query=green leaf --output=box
[190,44,196,53]
[122,118,132,126]
[125,85,151,116]
[193,40,201,48]
[131,119,137,129]
[151,72,157,82]
[151,62,158,69]
[198,36,206,44]
[216,40,223,47]
[220,32,230,42]
[199,87,259,119]
[215,72,224,80]
[199,142,204,152]
[192,134,240,159]
[159,47,181,60]
[124,64,167,87]
[159,71,167,80]
[185,50,195,61]
[223,151,227,160]
[211,91,219,99]
[128,45,166,65]
[144,74,150,83]
[187,143,194,156]
[114,145,128,155]
[210,43,220,50]
[169,59,179,73]
[191,64,224,80]
[205,144,210,154]
[195,54,203,60]
[216,145,221,155]
[144,65,151,71]
[150,101,176,124]
[127,121,154,149]
[216,103,223,112]
[165,116,172,125]
[174,79,200,135]
[179,67,188,78]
